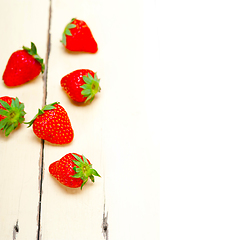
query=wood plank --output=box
[0,1,50,239]
[98,1,160,239]
[40,0,105,239]
[41,0,159,239]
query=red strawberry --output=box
[2,42,45,86]
[0,96,26,136]
[61,18,98,53]
[26,102,74,144]
[61,69,101,103]
[49,153,100,189]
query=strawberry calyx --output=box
[25,102,59,127]
[61,18,77,46]
[22,42,45,73]
[0,97,26,136]
[81,72,101,103]
[71,154,101,189]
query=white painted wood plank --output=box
[0,1,50,239]
[40,1,105,239]
[41,0,160,239]
[97,1,160,239]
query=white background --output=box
[148,0,240,239]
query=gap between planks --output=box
[13,220,19,240]
[102,203,109,240]
[36,0,52,239]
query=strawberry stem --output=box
[0,97,26,136]
[71,154,101,189]
[81,72,101,103]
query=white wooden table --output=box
[0,0,160,239]
[2,0,240,240]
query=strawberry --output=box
[61,69,101,103]
[49,153,100,189]
[26,102,74,144]
[61,18,98,53]
[0,96,26,136]
[2,42,45,86]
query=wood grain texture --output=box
[0,0,160,239]
[0,0,50,239]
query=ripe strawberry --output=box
[49,153,101,189]
[0,96,26,136]
[61,69,101,103]
[2,42,45,86]
[61,18,98,53]
[26,102,74,144]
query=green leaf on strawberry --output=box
[61,19,77,46]
[0,97,26,136]
[61,69,101,103]
[81,72,101,103]
[25,102,59,127]
[23,42,45,73]
[71,154,101,189]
